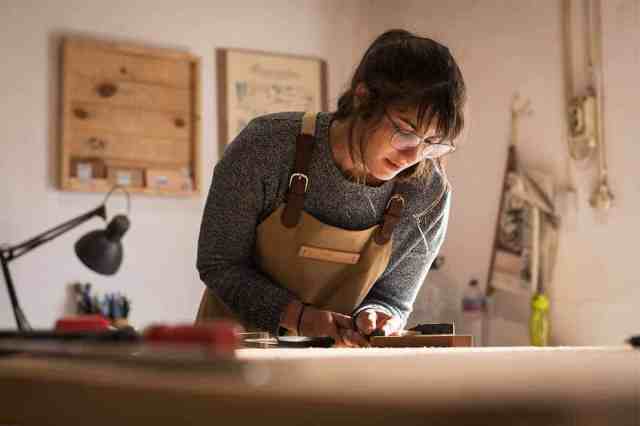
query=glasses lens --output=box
[421,143,453,158]
[390,132,420,151]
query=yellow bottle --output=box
[530,292,550,346]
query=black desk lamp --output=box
[0,186,131,331]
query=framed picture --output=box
[217,48,328,150]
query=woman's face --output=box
[361,106,443,184]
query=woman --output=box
[196,29,467,347]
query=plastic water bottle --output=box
[461,279,486,346]
[530,292,550,346]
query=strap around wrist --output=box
[297,302,310,336]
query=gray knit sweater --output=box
[196,112,451,335]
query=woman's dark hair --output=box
[334,29,467,187]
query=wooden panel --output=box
[68,74,190,113]
[69,101,190,140]
[60,41,74,187]
[191,59,202,193]
[370,334,473,348]
[60,37,200,197]
[66,178,194,197]
[65,41,191,89]
[66,37,197,61]
[68,130,190,166]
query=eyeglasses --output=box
[385,111,456,158]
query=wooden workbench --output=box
[0,346,638,425]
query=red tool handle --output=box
[55,315,111,332]
[144,320,242,352]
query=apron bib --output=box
[196,113,405,331]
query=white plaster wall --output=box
[366,0,640,345]
[0,0,364,329]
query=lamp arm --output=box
[0,204,106,331]
[0,255,30,331]
[4,205,106,261]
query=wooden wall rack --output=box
[60,37,201,196]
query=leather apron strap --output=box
[282,112,316,228]
[375,192,405,245]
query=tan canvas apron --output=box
[196,113,406,332]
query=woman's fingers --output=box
[356,310,393,335]
[337,328,355,347]
[376,313,390,331]
[331,313,356,347]
[381,315,403,336]
[338,327,370,347]
[330,326,346,346]
[299,307,396,347]
[331,312,371,347]
[332,312,355,330]
[355,310,377,335]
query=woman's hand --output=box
[298,305,355,347]
[280,302,400,347]
[354,309,403,337]
[338,309,405,348]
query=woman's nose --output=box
[398,146,422,166]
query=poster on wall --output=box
[217,48,328,149]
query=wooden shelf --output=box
[59,37,201,197]
[65,178,196,197]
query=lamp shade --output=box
[75,215,130,275]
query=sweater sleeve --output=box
[352,190,452,327]
[196,118,295,334]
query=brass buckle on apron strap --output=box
[289,173,309,193]
[283,172,309,228]
[386,194,405,210]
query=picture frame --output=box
[216,48,328,153]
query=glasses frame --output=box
[384,110,456,159]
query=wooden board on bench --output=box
[370,334,473,348]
